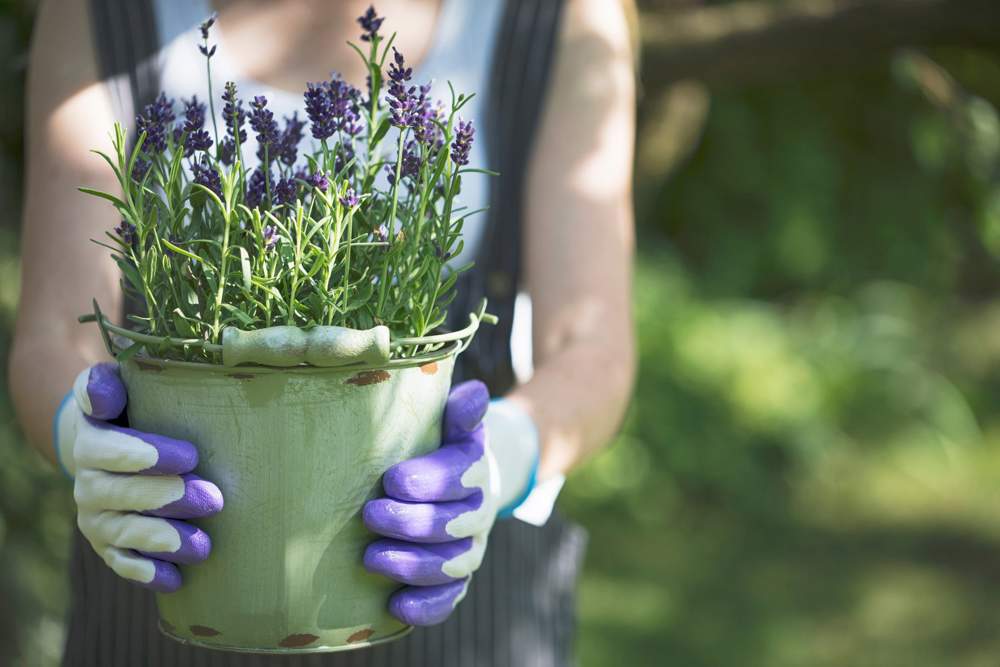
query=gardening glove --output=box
[54,362,224,593]
[362,380,543,626]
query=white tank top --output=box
[151,0,505,267]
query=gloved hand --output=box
[362,380,540,626]
[54,362,224,592]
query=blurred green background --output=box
[4,0,1000,665]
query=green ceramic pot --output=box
[120,352,457,653]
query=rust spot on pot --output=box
[419,362,438,375]
[347,628,375,643]
[189,625,221,637]
[227,372,256,380]
[279,633,319,648]
[346,370,391,386]
[135,360,164,372]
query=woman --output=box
[10,0,635,664]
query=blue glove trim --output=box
[497,451,539,520]
[53,390,75,480]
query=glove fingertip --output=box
[143,560,182,593]
[444,381,489,438]
[138,433,200,475]
[388,579,468,626]
[79,363,127,420]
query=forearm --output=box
[9,331,106,464]
[507,328,635,480]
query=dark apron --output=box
[65,1,586,665]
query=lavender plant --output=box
[82,8,491,363]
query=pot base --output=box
[158,621,414,654]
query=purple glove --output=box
[55,363,224,592]
[362,380,539,626]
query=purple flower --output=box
[274,177,297,206]
[198,14,217,57]
[178,96,213,156]
[136,92,175,154]
[262,224,279,250]
[192,157,222,197]
[451,119,474,166]
[218,137,236,165]
[222,81,247,145]
[340,188,359,208]
[413,92,444,147]
[114,220,137,246]
[386,140,422,185]
[245,167,271,209]
[304,170,329,191]
[357,5,384,42]
[277,112,305,166]
[199,14,216,40]
[386,48,415,129]
[304,82,337,141]
[305,77,362,141]
[331,77,364,136]
[250,95,280,162]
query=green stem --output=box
[205,51,219,148]
[211,204,232,342]
[287,205,303,324]
[341,210,354,323]
[378,132,406,312]
[264,146,272,207]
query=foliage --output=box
[560,47,1000,666]
[84,9,482,363]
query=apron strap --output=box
[451,0,568,394]
[88,0,162,139]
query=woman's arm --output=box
[10,0,122,464]
[509,0,637,480]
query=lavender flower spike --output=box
[222,81,247,145]
[307,171,330,192]
[278,112,306,166]
[179,96,212,156]
[192,158,222,197]
[340,188,359,208]
[115,220,137,246]
[451,119,474,167]
[199,13,216,40]
[136,92,175,155]
[250,95,280,163]
[387,48,415,129]
[274,177,297,206]
[357,5,384,42]
[305,82,336,141]
[245,167,270,209]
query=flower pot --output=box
[120,351,457,653]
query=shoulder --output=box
[548,0,636,105]
[30,0,102,107]
[543,0,636,121]
[558,0,635,60]
[28,0,115,171]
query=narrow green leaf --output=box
[78,187,128,209]
[161,239,205,264]
[238,247,252,292]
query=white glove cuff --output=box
[483,399,565,526]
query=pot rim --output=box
[83,299,492,372]
[122,341,461,375]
